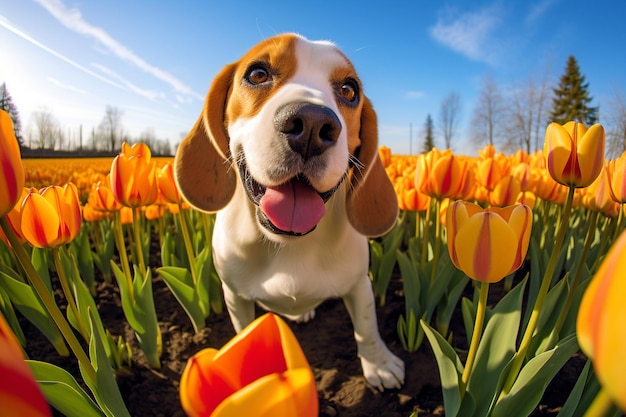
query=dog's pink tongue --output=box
[260,180,326,234]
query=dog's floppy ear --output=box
[346,97,399,237]
[175,63,238,212]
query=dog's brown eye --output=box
[246,65,270,85]
[338,79,359,103]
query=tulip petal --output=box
[577,231,626,411]
[21,193,61,248]
[455,211,516,283]
[212,369,318,417]
[577,124,605,187]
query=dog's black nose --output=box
[274,102,342,160]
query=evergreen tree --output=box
[0,83,23,147]
[423,114,435,153]
[550,56,597,125]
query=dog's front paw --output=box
[360,347,405,391]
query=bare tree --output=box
[438,91,462,149]
[30,107,59,150]
[503,71,551,154]
[470,74,505,148]
[100,105,124,152]
[605,89,626,159]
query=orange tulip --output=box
[0,109,25,217]
[607,151,626,204]
[157,162,182,204]
[544,121,605,188]
[89,176,122,212]
[446,201,532,283]
[0,188,30,246]
[415,149,466,199]
[476,157,503,191]
[180,313,318,417]
[577,230,626,412]
[583,166,614,213]
[110,142,158,207]
[488,175,522,207]
[0,313,52,417]
[21,184,82,248]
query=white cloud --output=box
[91,63,163,101]
[33,0,203,100]
[429,5,502,64]
[47,77,87,94]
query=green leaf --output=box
[31,247,53,293]
[467,277,526,417]
[491,334,579,417]
[0,284,26,346]
[81,309,132,417]
[421,319,463,416]
[28,360,104,417]
[72,231,96,293]
[0,268,68,356]
[557,360,594,417]
[158,265,207,332]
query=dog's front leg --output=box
[223,284,256,333]
[343,276,405,391]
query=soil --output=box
[21,268,584,417]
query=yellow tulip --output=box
[0,109,25,217]
[110,142,158,207]
[476,157,503,191]
[577,230,626,412]
[0,313,52,417]
[446,201,532,283]
[544,121,605,188]
[488,175,522,207]
[21,184,82,248]
[180,313,318,417]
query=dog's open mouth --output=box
[238,162,343,236]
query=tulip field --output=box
[2,108,626,417]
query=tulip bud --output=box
[446,201,532,283]
[0,110,25,217]
[180,313,318,417]
[544,121,605,188]
[577,230,626,412]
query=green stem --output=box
[52,247,90,342]
[612,203,624,242]
[420,200,432,269]
[113,211,134,301]
[551,210,598,342]
[460,281,489,398]
[430,199,442,283]
[177,202,197,285]
[132,207,146,274]
[583,387,616,417]
[0,217,96,382]
[498,186,575,401]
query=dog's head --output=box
[175,33,398,238]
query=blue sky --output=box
[1,0,624,155]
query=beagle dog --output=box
[174,33,404,390]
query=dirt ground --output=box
[22,272,583,417]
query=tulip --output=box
[0,188,30,246]
[21,184,82,248]
[0,109,25,217]
[89,177,122,212]
[110,142,158,207]
[415,149,466,199]
[577,230,626,412]
[157,162,182,204]
[544,121,605,188]
[488,175,522,208]
[0,313,52,417]
[607,151,626,204]
[180,313,318,417]
[446,200,532,283]
[476,157,503,191]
